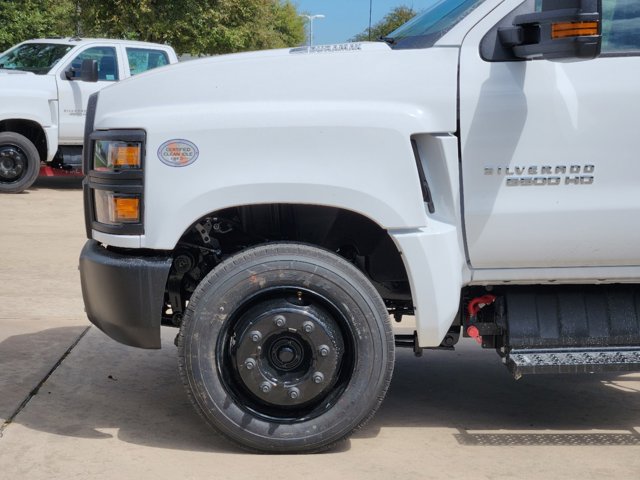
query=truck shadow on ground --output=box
[2,328,235,453]
[0,326,88,424]
[30,176,83,191]
[360,343,640,447]
[6,329,640,453]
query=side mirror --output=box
[499,0,601,60]
[65,59,99,82]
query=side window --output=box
[70,46,119,81]
[601,0,640,54]
[126,48,170,76]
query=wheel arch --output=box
[163,202,465,348]
[0,118,48,162]
[164,203,415,325]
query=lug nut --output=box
[288,387,300,400]
[244,358,256,370]
[249,330,262,343]
[274,315,286,327]
[319,345,330,357]
[260,382,272,394]
[302,321,315,333]
[312,372,324,384]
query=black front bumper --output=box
[79,240,172,349]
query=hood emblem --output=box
[290,43,362,55]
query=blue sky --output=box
[294,0,435,45]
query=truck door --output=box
[57,46,122,145]
[459,0,640,269]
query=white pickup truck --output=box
[0,38,177,193]
[79,0,640,453]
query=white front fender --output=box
[392,222,464,347]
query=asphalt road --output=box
[0,178,639,479]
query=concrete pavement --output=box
[0,177,88,425]
[1,180,639,479]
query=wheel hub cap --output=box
[271,339,302,370]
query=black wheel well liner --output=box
[165,204,413,322]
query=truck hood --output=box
[95,42,459,134]
[0,70,57,100]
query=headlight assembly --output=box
[84,129,146,236]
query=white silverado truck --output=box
[79,0,640,453]
[0,38,177,193]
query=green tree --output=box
[0,0,305,55]
[351,5,417,42]
[0,0,75,51]
[77,0,305,55]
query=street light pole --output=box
[369,0,373,41]
[299,14,326,48]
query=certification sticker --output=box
[158,139,199,167]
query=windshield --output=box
[387,0,487,49]
[0,43,74,74]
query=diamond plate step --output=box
[506,347,640,377]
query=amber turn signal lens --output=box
[111,145,141,168]
[110,144,141,169]
[113,197,140,223]
[552,21,598,39]
[94,140,142,170]
[94,191,142,225]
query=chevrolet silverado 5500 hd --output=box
[79,0,640,452]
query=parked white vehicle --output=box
[0,38,178,193]
[79,0,640,453]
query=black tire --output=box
[178,242,394,453]
[0,132,41,194]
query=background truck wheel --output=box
[0,132,41,194]
[178,242,395,453]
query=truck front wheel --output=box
[178,242,395,453]
[0,132,41,194]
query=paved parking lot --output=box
[1,179,639,479]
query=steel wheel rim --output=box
[216,286,356,423]
[0,144,28,183]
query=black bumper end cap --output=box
[79,240,172,349]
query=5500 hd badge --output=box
[484,164,595,186]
